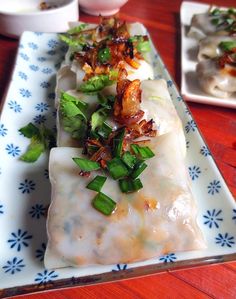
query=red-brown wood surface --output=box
[0,0,235,298]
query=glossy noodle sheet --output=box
[45,18,205,269]
[45,80,205,269]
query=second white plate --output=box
[180,1,236,109]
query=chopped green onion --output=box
[211,18,220,26]
[98,47,111,63]
[228,8,236,14]
[210,8,221,16]
[119,178,143,193]
[59,34,85,48]
[73,157,100,171]
[137,40,151,53]
[86,175,107,192]
[79,74,114,93]
[67,23,87,35]
[222,40,236,50]
[129,35,151,53]
[89,130,100,140]
[113,128,125,157]
[122,151,137,169]
[226,18,234,25]
[131,161,147,179]
[87,144,100,155]
[19,122,39,138]
[97,121,113,139]
[130,144,155,160]
[107,157,129,180]
[219,41,236,51]
[92,192,116,216]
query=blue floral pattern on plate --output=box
[0,29,235,296]
[203,209,223,229]
[2,258,25,275]
[35,270,58,285]
[159,253,177,263]
[18,179,36,194]
[8,230,33,252]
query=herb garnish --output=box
[19,122,55,162]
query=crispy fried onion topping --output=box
[73,16,147,80]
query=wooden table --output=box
[0,0,235,298]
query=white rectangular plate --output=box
[180,1,236,108]
[0,28,235,298]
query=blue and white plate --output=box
[0,29,235,298]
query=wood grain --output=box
[0,0,235,298]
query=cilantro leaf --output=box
[60,92,89,140]
[137,40,151,53]
[19,123,39,138]
[19,123,55,163]
[79,74,115,93]
[129,35,151,53]
[91,107,109,131]
[20,135,45,163]
[59,34,85,49]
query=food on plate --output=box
[197,47,236,98]
[187,6,236,98]
[188,7,236,39]
[45,16,205,268]
[55,18,154,108]
[57,79,186,149]
[45,128,205,268]
[197,35,236,61]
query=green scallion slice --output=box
[130,144,155,160]
[92,192,116,216]
[211,18,220,26]
[228,8,236,14]
[98,47,111,64]
[86,175,107,192]
[87,144,100,155]
[119,178,143,193]
[97,122,113,139]
[131,161,147,179]
[72,157,100,171]
[113,128,125,157]
[107,157,129,180]
[210,8,221,16]
[219,41,236,51]
[122,151,137,169]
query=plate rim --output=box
[1,252,236,298]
